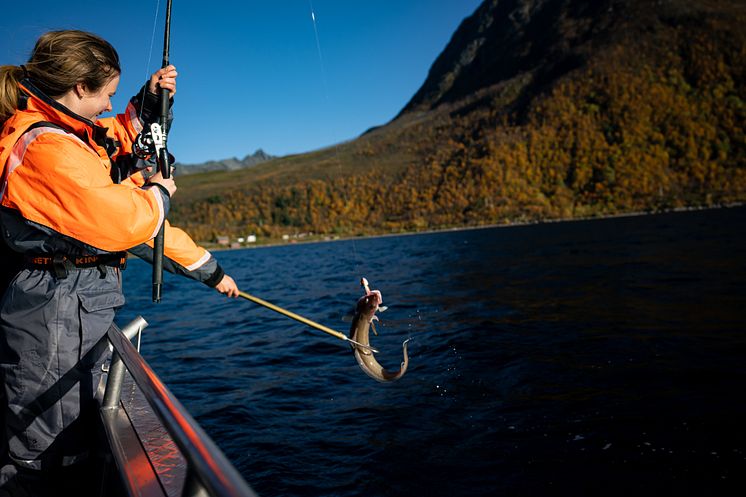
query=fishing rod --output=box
[152,0,173,303]
[237,290,379,353]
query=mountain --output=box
[171,0,745,243]
[400,0,612,114]
[173,149,274,176]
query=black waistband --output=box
[24,253,127,278]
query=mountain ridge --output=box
[174,149,275,176]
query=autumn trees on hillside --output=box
[171,16,745,244]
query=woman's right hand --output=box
[149,171,177,197]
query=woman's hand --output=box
[215,274,240,298]
[148,65,178,97]
[148,170,177,196]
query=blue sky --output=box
[1,1,483,164]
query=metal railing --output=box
[101,317,258,497]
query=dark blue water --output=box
[119,206,746,496]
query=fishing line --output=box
[138,0,162,122]
[309,1,329,99]
[307,2,364,277]
[307,5,413,357]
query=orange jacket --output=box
[0,79,221,284]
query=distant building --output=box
[247,234,257,243]
[216,235,230,246]
[237,237,245,243]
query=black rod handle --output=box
[152,225,165,302]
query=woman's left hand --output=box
[148,65,178,97]
[215,274,240,298]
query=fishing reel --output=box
[132,123,176,178]
[133,123,166,160]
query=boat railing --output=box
[99,316,258,497]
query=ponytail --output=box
[0,65,23,126]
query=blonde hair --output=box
[0,30,120,125]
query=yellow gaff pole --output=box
[237,290,378,353]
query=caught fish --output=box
[349,278,410,382]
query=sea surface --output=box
[119,206,746,496]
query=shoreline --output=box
[203,202,744,252]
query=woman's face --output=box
[76,74,120,121]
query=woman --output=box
[0,30,239,491]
